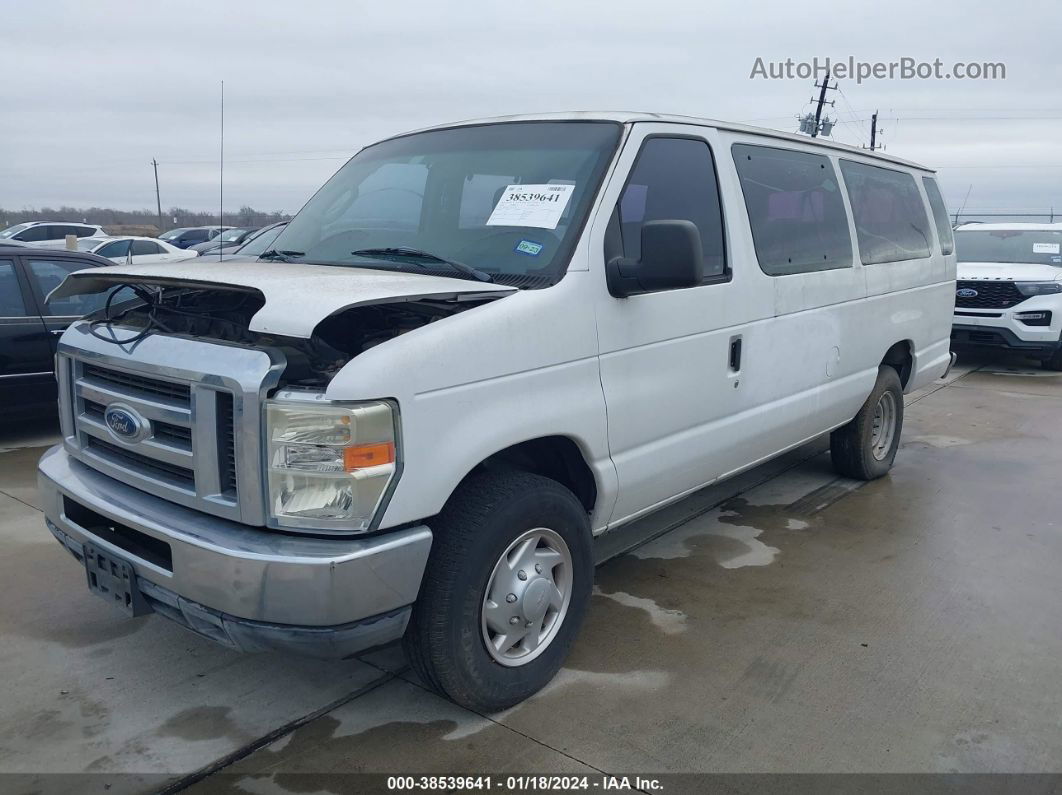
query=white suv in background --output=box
[0,221,107,245]
[951,223,1062,370]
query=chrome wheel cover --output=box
[481,527,573,667]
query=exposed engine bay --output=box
[86,284,483,388]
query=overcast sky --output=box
[3,0,1060,218]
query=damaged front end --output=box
[54,261,515,390]
[85,284,487,389]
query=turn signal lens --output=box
[344,442,396,471]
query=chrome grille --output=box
[82,363,191,404]
[86,437,196,489]
[57,323,284,526]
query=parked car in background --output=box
[0,221,106,245]
[188,227,260,254]
[158,226,229,249]
[951,222,1062,369]
[40,113,956,712]
[0,246,120,418]
[194,221,288,261]
[76,236,199,265]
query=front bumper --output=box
[951,324,1061,356]
[38,446,433,657]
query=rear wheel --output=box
[831,365,904,480]
[404,470,593,712]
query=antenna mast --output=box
[219,80,224,261]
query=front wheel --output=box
[830,365,904,480]
[403,470,593,712]
[1040,346,1062,371]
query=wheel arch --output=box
[880,339,914,388]
[457,435,599,516]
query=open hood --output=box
[52,259,516,338]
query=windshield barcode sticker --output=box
[1033,242,1060,254]
[486,184,576,229]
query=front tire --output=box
[830,365,904,480]
[404,470,593,712]
[1040,346,1062,371]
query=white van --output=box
[951,222,1062,369]
[39,113,955,711]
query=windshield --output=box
[0,223,31,239]
[269,121,622,287]
[219,228,250,242]
[956,229,1062,266]
[160,228,187,240]
[238,223,286,256]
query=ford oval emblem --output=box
[104,404,148,442]
[956,287,978,298]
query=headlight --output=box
[1015,281,1062,297]
[265,398,398,534]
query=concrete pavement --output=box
[2,352,1061,792]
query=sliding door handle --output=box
[728,336,742,372]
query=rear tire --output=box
[831,365,904,480]
[403,470,593,713]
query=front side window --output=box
[921,177,954,255]
[732,144,852,276]
[615,137,727,280]
[97,240,131,258]
[841,160,932,264]
[271,122,623,288]
[0,260,27,316]
[16,226,50,242]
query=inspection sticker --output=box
[486,184,575,229]
[514,239,544,256]
[1033,242,1060,254]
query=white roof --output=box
[398,111,934,172]
[955,222,1062,232]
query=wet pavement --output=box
[2,351,1061,792]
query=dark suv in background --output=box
[158,226,227,249]
[0,246,117,418]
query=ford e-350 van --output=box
[40,113,956,710]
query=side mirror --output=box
[606,220,704,298]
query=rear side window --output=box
[616,137,727,280]
[922,177,954,255]
[732,144,852,276]
[840,160,932,264]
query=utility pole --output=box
[869,111,879,151]
[810,75,837,138]
[152,158,163,232]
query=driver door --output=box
[591,124,773,525]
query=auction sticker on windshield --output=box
[486,184,575,229]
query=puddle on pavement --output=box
[157,705,245,742]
